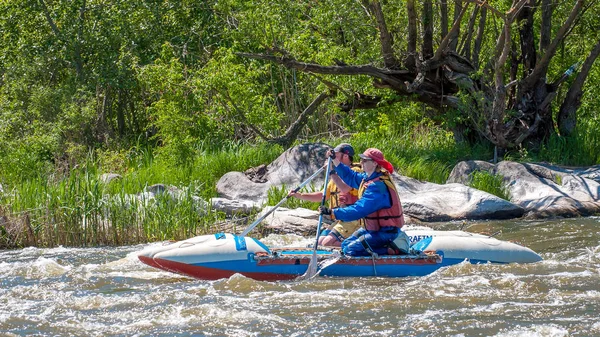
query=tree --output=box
[238,0,600,151]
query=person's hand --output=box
[326,149,336,160]
[318,206,331,215]
[288,189,299,198]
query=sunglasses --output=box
[360,158,373,163]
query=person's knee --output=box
[319,234,342,247]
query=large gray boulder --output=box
[255,206,325,236]
[395,175,524,222]
[447,160,600,218]
[216,143,330,204]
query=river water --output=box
[1,218,599,337]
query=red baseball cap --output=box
[359,148,394,173]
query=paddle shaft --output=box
[305,157,333,278]
[240,165,326,237]
[313,159,332,247]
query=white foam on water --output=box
[0,256,71,278]
[493,324,569,337]
[260,233,311,247]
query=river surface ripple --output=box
[1,218,599,337]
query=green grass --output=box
[468,171,510,201]
[266,184,322,210]
[0,143,283,248]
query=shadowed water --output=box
[1,218,599,336]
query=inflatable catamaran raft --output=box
[137,227,542,281]
[137,165,541,280]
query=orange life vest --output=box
[357,173,404,231]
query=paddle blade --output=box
[299,251,319,280]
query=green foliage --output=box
[2,0,600,248]
[266,184,320,210]
[0,142,282,248]
[468,171,510,201]
[347,110,492,183]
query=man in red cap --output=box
[288,143,362,246]
[319,148,409,256]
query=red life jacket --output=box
[357,173,404,231]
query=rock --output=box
[216,145,600,233]
[448,160,600,218]
[256,206,326,236]
[216,144,528,230]
[446,160,495,185]
[396,175,524,221]
[211,197,260,216]
[216,143,330,203]
[99,173,122,184]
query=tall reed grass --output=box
[0,143,282,248]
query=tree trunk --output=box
[449,2,462,50]
[517,0,537,75]
[405,0,417,70]
[558,39,600,136]
[539,0,554,55]
[440,0,448,40]
[422,1,434,59]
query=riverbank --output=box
[1,133,600,248]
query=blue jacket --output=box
[331,163,392,222]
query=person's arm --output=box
[288,190,324,202]
[329,174,352,193]
[334,163,365,189]
[331,181,391,221]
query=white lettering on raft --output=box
[409,235,433,243]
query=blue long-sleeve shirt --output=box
[331,163,392,222]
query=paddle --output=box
[240,165,327,237]
[302,157,333,279]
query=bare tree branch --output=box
[237,52,410,91]
[38,0,61,37]
[270,92,331,147]
[522,0,583,92]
